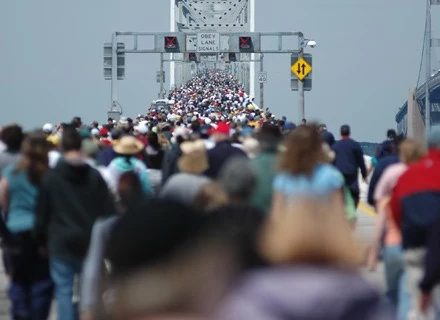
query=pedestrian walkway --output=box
[356,204,386,293]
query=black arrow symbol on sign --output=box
[302,64,306,75]
[297,63,302,74]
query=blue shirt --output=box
[274,164,344,199]
[2,163,38,233]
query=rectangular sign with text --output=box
[197,33,220,53]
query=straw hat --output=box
[178,140,208,174]
[114,136,145,155]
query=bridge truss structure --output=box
[170,0,255,97]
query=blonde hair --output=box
[260,198,362,267]
[399,138,425,165]
[193,182,229,212]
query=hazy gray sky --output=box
[0,1,427,141]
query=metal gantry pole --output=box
[160,53,165,99]
[297,32,305,122]
[425,0,432,135]
[260,53,264,109]
[111,32,118,111]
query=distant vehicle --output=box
[149,99,175,112]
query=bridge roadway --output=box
[0,204,382,319]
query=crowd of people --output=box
[0,71,438,319]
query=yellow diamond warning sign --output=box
[291,57,312,81]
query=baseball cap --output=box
[42,123,54,133]
[134,124,148,135]
[213,122,230,136]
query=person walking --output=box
[0,132,54,320]
[250,123,282,214]
[205,122,247,179]
[366,139,425,318]
[35,125,116,320]
[271,124,345,221]
[107,135,153,197]
[332,124,367,207]
[391,128,440,318]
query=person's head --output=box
[16,131,51,185]
[118,171,145,213]
[427,127,440,151]
[178,140,209,174]
[211,122,230,143]
[399,138,425,165]
[280,124,325,176]
[71,116,82,129]
[110,128,123,144]
[193,182,230,213]
[387,129,397,141]
[114,136,144,156]
[147,132,161,150]
[218,157,256,203]
[61,124,82,154]
[340,124,350,137]
[260,197,362,266]
[318,123,327,133]
[0,124,24,152]
[256,123,282,153]
[107,199,205,277]
[134,124,148,137]
[42,123,54,136]
[81,138,99,159]
[301,119,307,125]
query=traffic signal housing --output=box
[228,53,237,62]
[229,33,261,53]
[239,36,253,52]
[188,52,198,62]
[164,36,179,52]
[156,33,185,53]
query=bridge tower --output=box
[169,0,255,97]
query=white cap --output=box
[134,125,148,135]
[91,128,100,136]
[42,123,54,133]
[173,126,189,137]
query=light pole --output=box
[425,0,431,135]
[297,33,316,123]
[260,53,264,109]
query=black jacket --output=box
[332,138,367,178]
[205,141,247,179]
[35,159,115,262]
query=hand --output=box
[420,292,432,313]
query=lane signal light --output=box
[239,36,253,52]
[164,36,178,52]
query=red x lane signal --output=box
[164,36,178,51]
[239,36,252,51]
